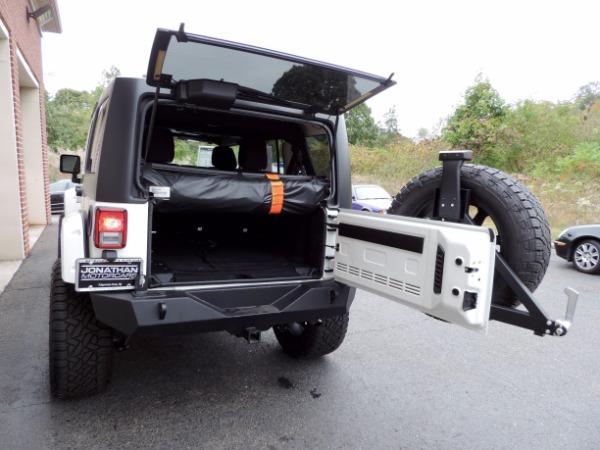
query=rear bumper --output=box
[554,240,570,261]
[90,281,354,337]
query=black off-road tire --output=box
[49,259,114,399]
[388,164,551,308]
[273,313,349,358]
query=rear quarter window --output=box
[85,99,110,174]
[306,135,330,178]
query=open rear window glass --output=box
[147,28,396,115]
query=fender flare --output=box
[60,211,87,284]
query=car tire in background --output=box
[572,239,600,274]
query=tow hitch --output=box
[437,150,578,336]
[243,328,261,343]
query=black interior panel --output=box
[149,211,325,286]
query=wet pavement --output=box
[1,221,599,449]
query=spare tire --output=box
[388,164,551,308]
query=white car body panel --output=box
[60,212,87,283]
[63,186,80,217]
[60,200,149,288]
[84,201,149,261]
[333,210,496,332]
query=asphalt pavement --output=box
[1,221,599,449]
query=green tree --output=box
[376,105,403,147]
[416,127,431,142]
[90,66,122,103]
[442,75,508,164]
[99,66,121,89]
[574,81,600,111]
[495,100,580,172]
[345,103,379,147]
[382,105,400,135]
[173,139,198,165]
[45,66,121,152]
[45,88,96,151]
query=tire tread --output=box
[389,164,551,307]
[49,259,113,399]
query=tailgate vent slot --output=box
[433,245,445,294]
[335,262,421,297]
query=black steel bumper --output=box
[90,281,354,337]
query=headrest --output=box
[211,146,237,170]
[238,138,267,171]
[145,128,174,163]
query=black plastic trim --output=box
[338,223,424,254]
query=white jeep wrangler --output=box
[50,25,577,399]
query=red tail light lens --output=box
[95,208,127,249]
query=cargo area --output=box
[148,210,326,286]
[140,101,334,287]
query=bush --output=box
[350,138,444,194]
[555,142,600,180]
[442,76,508,163]
[494,100,580,173]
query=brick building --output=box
[0,0,61,261]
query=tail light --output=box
[95,208,127,249]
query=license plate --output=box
[76,258,142,291]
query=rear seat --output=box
[211,146,237,170]
[142,131,329,214]
[143,163,328,215]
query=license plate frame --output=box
[76,258,142,292]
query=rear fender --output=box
[63,186,80,217]
[60,212,87,283]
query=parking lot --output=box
[1,221,598,449]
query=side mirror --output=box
[60,154,81,183]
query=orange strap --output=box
[265,173,284,214]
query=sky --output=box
[41,0,600,139]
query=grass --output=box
[528,179,600,239]
[350,142,598,240]
[350,139,444,195]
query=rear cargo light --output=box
[95,208,127,249]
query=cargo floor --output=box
[150,244,316,284]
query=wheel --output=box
[388,164,551,308]
[49,259,114,399]
[273,313,349,358]
[572,239,600,274]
